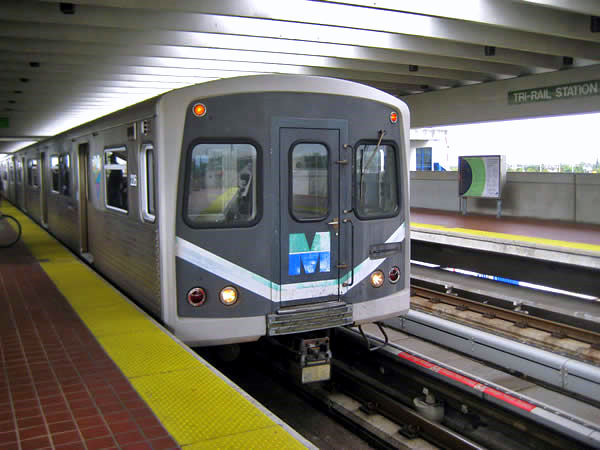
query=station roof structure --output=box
[1,0,600,153]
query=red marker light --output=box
[187,287,206,306]
[193,103,207,117]
[390,111,398,123]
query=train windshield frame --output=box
[184,141,259,228]
[354,141,400,219]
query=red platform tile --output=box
[80,424,111,440]
[46,411,73,424]
[55,442,87,450]
[48,420,77,434]
[123,442,153,450]
[18,424,48,440]
[85,435,118,450]
[17,415,45,429]
[0,430,18,445]
[150,436,179,450]
[21,436,52,450]
[1,230,176,450]
[51,430,83,446]
[114,429,145,446]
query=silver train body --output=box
[1,75,410,346]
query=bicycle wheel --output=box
[0,214,22,248]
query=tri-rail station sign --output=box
[508,80,600,105]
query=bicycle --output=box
[0,212,21,248]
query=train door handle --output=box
[328,218,339,232]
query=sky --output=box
[437,112,600,167]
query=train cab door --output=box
[278,123,349,306]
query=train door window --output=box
[139,143,155,223]
[185,143,257,227]
[104,147,128,213]
[16,160,22,184]
[28,159,39,187]
[355,143,399,219]
[416,147,432,171]
[290,142,329,221]
[59,153,70,196]
[50,156,60,193]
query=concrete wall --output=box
[410,171,600,225]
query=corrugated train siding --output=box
[47,194,80,252]
[24,188,41,223]
[87,207,161,317]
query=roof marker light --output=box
[390,111,398,123]
[193,103,207,117]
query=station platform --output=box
[410,208,600,270]
[0,204,310,450]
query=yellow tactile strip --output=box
[411,222,600,254]
[5,204,307,449]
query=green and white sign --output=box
[459,155,503,198]
[509,80,600,105]
[0,118,8,128]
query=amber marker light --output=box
[370,270,385,288]
[220,286,239,306]
[192,103,207,117]
[390,111,398,123]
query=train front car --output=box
[158,76,410,369]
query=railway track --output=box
[410,284,600,365]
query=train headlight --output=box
[220,286,239,306]
[187,287,206,307]
[370,270,384,288]
[389,266,401,284]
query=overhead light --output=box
[59,3,75,14]
[484,46,496,56]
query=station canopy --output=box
[1,0,600,153]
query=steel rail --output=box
[411,285,600,348]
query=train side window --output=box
[290,142,329,221]
[50,156,60,193]
[28,159,39,188]
[185,143,257,227]
[139,143,155,223]
[59,153,70,196]
[354,142,399,219]
[104,147,128,213]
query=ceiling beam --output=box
[5,2,574,69]
[30,0,600,58]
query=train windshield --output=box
[355,143,399,218]
[185,143,257,226]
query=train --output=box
[0,75,410,351]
